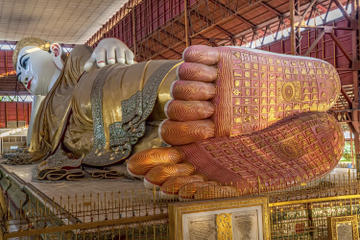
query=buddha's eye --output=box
[18,53,29,69]
[21,57,29,68]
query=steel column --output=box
[184,0,190,47]
[132,8,137,56]
[349,0,360,177]
[4,102,7,128]
[15,101,18,128]
[290,0,297,54]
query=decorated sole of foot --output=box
[160,45,341,146]
[176,111,344,198]
[129,112,343,199]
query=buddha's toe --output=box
[165,100,214,121]
[182,45,220,65]
[144,163,195,189]
[126,147,206,194]
[158,46,219,146]
[160,175,205,196]
[178,181,219,199]
[171,80,215,101]
[160,120,214,145]
[177,62,218,82]
[194,185,241,200]
[127,147,184,177]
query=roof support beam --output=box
[173,19,209,45]
[324,0,333,22]
[261,25,269,45]
[304,29,325,55]
[192,36,219,46]
[207,0,256,29]
[329,32,353,64]
[258,1,283,17]
[137,43,166,60]
[316,3,327,12]
[300,0,319,24]
[192,9,235,40]
[333,0,352,23]
[150,37,182,56]
[160,29,184,43]
[341,87,353,108]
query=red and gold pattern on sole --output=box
[179,112,344,193]
[214,47,341,137]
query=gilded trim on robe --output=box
[86,61,180,166]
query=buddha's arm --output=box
[27,95,45,146]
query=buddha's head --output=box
[13,37,64,95]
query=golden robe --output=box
[30,45,179,166]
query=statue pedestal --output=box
[0,160,167,238]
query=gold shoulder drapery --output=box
[29,45,92,161]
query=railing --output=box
[0,169,360,239]
[270,195,360,239]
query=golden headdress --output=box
[13,37,51,68]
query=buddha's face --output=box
[16,46,58,95]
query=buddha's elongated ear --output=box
[50,43,64,70]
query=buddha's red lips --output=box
[26,78,33,90]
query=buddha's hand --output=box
[84,38,135,71]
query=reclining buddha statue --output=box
[7,36,344,199]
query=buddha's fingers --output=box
[144,163,195,188]
[177,62,217,82]
[160,175,205,196]
[178,181,219,199]
[194,185,241,200]
[127,147,184,177]
[182,45,220,65]
[165,100,214,121]
[160,120,215,145]
[171,80,216,101]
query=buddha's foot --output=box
[159,45,340,147]
[128,45,343,199]
[128,112,344,199]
